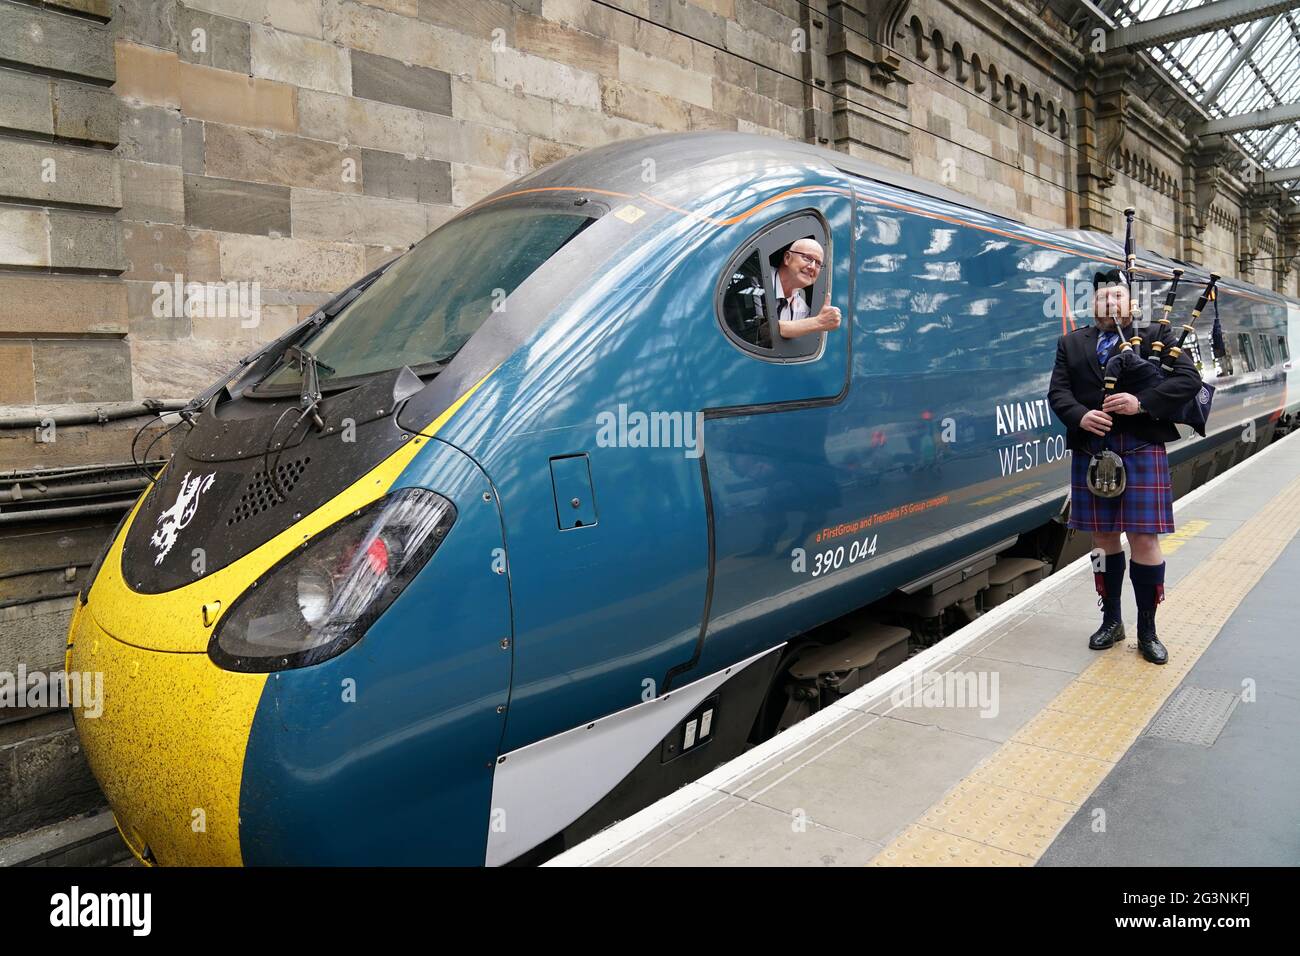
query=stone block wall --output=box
[1107,152,1182,263]
[899,0,1074,229]
[0,0,126,411]
[101,0,813,407]
[1202,211,1239,279]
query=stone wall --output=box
[1202,207,1240,278]
[99,0,814,407]
[0,0,125,411]
[887,0,1076,228]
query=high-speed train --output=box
[68,131,1295,866]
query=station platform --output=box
[549,431,1300,867]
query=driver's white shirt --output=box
[773,271,809,325]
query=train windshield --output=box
[262,205,595,387]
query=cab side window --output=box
[720,250,771,349]
[715,212,830,362]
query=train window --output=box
[261,205,596,386]
[715,211,831,362]
[720,250,772,349]
[1237,333,1256,372]
[1258,333,1275,368]
[1278,335,1290,362]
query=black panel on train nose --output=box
[119,368,428,594]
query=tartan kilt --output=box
[1068,432,1175,534]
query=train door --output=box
[1287,302,1300,415]
[667,193,855,686]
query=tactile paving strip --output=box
[962,741,1112,805]
[870,472,1300,866]
[869,824,1032,867]
[918,782,1076,856]
[1142,685,1239,746]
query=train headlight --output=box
[295,569,333,626]
[209,488,456,672]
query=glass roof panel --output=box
[1103,1,1300,174]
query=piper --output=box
[1047,211,1205,665]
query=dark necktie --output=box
[1097,330,1119,366]
[777,296,789,320]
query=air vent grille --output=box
[227,457,311,526]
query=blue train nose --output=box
[233,439,514,865]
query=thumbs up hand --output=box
[813,287,841,331]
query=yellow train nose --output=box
[67,602,268,866]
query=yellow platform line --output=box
[1158,517,1210,555]
[870,474,1300,866]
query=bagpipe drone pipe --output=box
[1104,207,1218,436]
[1089,208,1218,497]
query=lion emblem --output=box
[150,470,216,565]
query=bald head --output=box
[779,238,824,293]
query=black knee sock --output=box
[1093,550,1126,625]
[1129,560,1166,632]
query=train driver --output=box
[774,238,842,339]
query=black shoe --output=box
[1088,619,1125,650]
[1136,610,1167,664]
[1138,635,1168,664]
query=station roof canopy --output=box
[1081,1,1300,185]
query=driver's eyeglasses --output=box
[791,251,823,269]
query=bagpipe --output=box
[1086,207,1219,498]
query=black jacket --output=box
[1048,322,1204,452]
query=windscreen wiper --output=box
[283,345,335,430]
[177,256,402,421]
[259,345,335,502]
